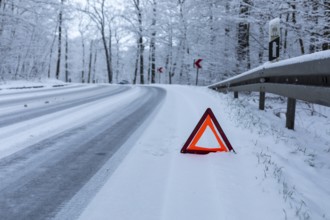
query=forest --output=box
[0,0,329,85]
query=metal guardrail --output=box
[209,51,330,129]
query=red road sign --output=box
[194,59,203,69]
[157,67,163,73]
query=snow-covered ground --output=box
[77,85,330,220]
[1,81,329,220]
[0,79,67,91]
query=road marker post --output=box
[269,18,280,62]
[157,67,163,83]
[194,59,202,86]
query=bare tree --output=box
[84,0,113,83]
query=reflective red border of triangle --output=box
[180,108,235,154]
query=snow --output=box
[269,18,280,41]
[76,85,330,220]
[1,81,329,220]
[0,79,67,91]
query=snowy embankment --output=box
[77,85,330,220]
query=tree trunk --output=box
[149,0,157,84]
[166,45,172,84]
[139,36,144,84]
[178,0,187,83]
[209,1,216,81]
[47,26,57,78]
[0,0,4,36]
[291,2,305,55]
[283,13,290,57]
[87,40,93,83]
[147,50,151,83]
[237,0,251,72]
[323,0,330,50]
[309,0,319,53]
[115,33,120,83]
[246,23,251,69]
[133,47,139,84]
[55,0,64,80]
[65,29,69,82]
[101,26,112,83]
[149,38,156,84]
[258,23,264,64]
[81,33,85,83]
[165,25,173,84]
[138,12,144,84]
[224,2,230,77]
[108,25,113,82]
[93,44,97,83]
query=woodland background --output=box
[0,0,329,85]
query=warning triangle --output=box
[181,108,235,154]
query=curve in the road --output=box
[0,86,165,220]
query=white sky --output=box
[69,0,124,39]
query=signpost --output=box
[269,18,280,62]
[157,67,163,73]
[157,67,163,83]
[194,59,202,86]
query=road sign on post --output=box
[157,67,163,73]
[194,59,202,86]
[269,18,280,62]
[157,67,163,83]
[194,59,202,69]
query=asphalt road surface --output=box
[0,85,165,220]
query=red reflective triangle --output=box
[181,108,235,154]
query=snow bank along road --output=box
[0,84,165,220]
[0,83,330,220]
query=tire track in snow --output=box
[0,86,166,220]
[0,86,129,127]
[0,84,108,107]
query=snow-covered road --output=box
[0,84,165,219]
[0,82,329,220]
[76,85,330,220]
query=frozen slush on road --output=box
[0,82,329,220]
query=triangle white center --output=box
[195,125,221,149]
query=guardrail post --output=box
[259,92,265,110]
[286,98,296,130]
[234,91,238,99]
